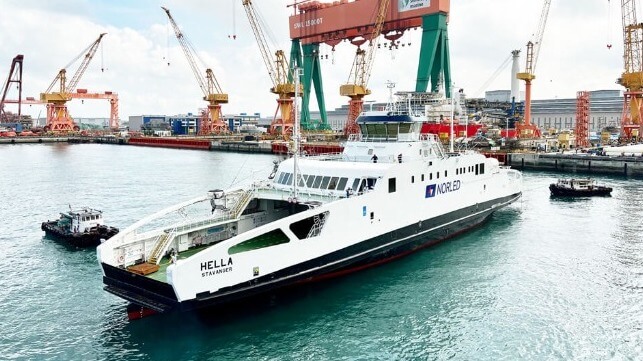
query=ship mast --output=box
[293,67,302,201]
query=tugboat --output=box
[549,178,612,197]
[42,207,119,247]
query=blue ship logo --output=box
[426,180,461,198]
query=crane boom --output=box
[43,33,106,99]
[162,6,228,134]
[242,0,298,135]
[349,0,390,88]
[162,7,226,98]
[341,0,391,136]
[530,0,551,75]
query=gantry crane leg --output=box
[46,103,78,132]
[416,13,451,96]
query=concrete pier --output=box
[508,153,643,177]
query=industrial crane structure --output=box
[575,91,590,148]
[516,0,551,138]
[289,0,451,134]
[70,89,119,129]
[618,0,643,140]
[340,0,391,136]
[162,6,228,135]
[243,0,299,136]
[0,54,24,123]
[40,33,106,132]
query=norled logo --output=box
[425,180,461,198]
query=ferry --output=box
[97,91,523,319]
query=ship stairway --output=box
[423,136,446,158]
[306,211,328,238]
[230,190,254,219]
[147,227,177,265]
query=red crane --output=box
[0,54,24,123]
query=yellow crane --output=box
[340,0,391,137]
[40,33,106,132]
[618,0,643,140]
[162,6,228,135]
[516,0,551,138]
[242,0,299,136]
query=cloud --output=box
[0,0,625,122]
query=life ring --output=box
[118,254,124,263]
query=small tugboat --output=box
[42,207,119,247]
[549,178,612,197]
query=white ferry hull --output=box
[101,191,520,314]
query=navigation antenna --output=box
[385,80,396,112]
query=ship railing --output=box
[302,152,344,161]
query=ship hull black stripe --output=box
[101,193,520,312]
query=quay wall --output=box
[507,153,643,178]
[210,141,272,153]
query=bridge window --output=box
[320,176,331,189]
[306,174,315,187]
[480,163,485,174]
[313,176,323,188]
[386,123,399,138]
[351,178,360,191]
[328,177,339,190]
[421,174,425,182]
[388,178,396,193]
[337,177,348,191]
[411,175,415,184]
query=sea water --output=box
[1,143,641,360]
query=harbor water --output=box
[1,143,642,360]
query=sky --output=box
[0,0,625,121]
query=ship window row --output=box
[411,162,485,184]
[275,172,350,191]
[81,215,99,221]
